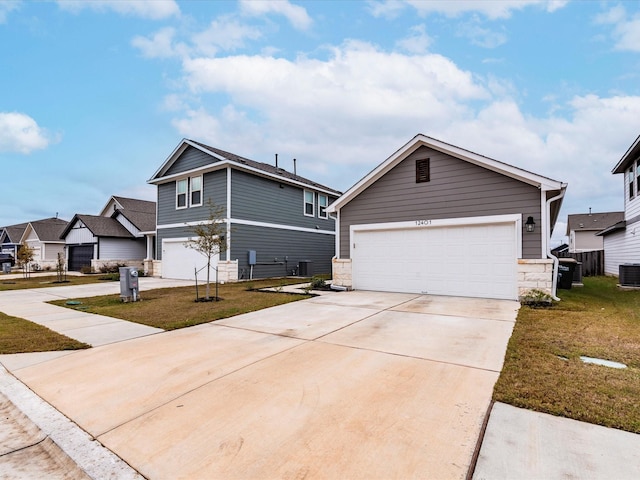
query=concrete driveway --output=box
[7,290,518,479]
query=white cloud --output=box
[370,0,567,20]
[594,5,640,52]
[396,24,432,53]
[457,17,507,48]
[57,0,179,20]
[0,112,53,154]
[132,27,180,58]
[192,17,263,55]
[239,0,312,31]
[0,0,20,24]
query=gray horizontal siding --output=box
[157,170,227,226]
[165,146,221,176]
[156,226,200,261]
[340,146,542,259]
[231,170,337,230]
[230,223,334,279]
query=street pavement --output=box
[0,277,639,479]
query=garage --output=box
[351,218,518,300]
[162,238,218,281]
[68,245,94,272]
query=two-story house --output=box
[147,139,341,281]
[599,134,640,275]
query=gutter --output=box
[546,189,566,301]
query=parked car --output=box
[0,253,15,266]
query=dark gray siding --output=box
[339,146,542,259]
[165,146,221,176]
[157,170,227,226]
[231,170,337,230]
[230,223,334,279]
[156,226,196,261]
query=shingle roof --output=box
[1,222,28,243]
[156,139,341,196]
[72,215,134,238]
[29,217,68,242]
[566,211,624,235]
[111,196,156,232]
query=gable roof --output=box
[1,222,28,244]
[612,134,640,174]
[148,139,341,196]
[23,217,68,243]
[327,134,566,213]
[60,215,134,239]
[566,211,624,235]
[109,196,156,233]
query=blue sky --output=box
[2,0,640,245]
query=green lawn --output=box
[51,278,311,330]
[0,312,89,354]
[0,273,118,291]
[494,276,640,433]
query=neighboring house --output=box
[566,211,624,253]
[20,217,68,270]
[327,134,567,301]
[0,222,28,259]
[60,196,156,272]
[598,134,640,275]
[147,139,341,281]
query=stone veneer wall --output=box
[517,259,554,297]
[218,260,239,283]
[331,257,353,288]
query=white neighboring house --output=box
[566,211,623,253]
[19,217,68,270]
[599,134,640,275]
[60,196,156,272]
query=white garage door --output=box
[352,221,517,300]
[162,238,218,281]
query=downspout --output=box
[546,188,566,301]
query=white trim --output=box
[540,194,547,258]
[350,214,522,258]
[176,178,188,210]
[226,167,232,261]
[303,189,315,217]
[327,134,565,213]
[158,218,335,236]
[190,174,203,207]
[318,193,328,219]
[335,210,341,258]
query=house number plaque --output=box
[415,220,432,226]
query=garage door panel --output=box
[352,222,517,300]
[162,239,218,281]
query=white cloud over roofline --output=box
[0,112,53,154]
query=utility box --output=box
[119,266,140,302]
[298,260,313,276]
[2,263,10,274]
[248,250,257,266]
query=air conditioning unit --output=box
[619,264,640,286]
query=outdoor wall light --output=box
[525,216,536,233]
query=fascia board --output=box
[147,139,193,182]
[327,134,564,213]
[18,223,35,244]
[612,134,640,174]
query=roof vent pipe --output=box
[293,158,297,176]
[275,153,278,168]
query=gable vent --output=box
[416,158,430,183]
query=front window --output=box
[190,176,202,206]
[304,190,314,216]
[177,179,187,208]
[318,194,328,218]
[629,168,635,200]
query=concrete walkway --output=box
[1,280,639,479]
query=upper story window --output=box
[176,179,188,209]
[318,194,328,219]
[177,176,203,209]
[190,175,202,206]
[304,190,315,216]
[636,160,640,199]
[628,168,635,200]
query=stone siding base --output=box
[218,260,239,283]
[331,257,352,289]
[91,259,145,273]
[517,259,554,298]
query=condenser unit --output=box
[619,264,640,286]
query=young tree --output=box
[186,200,228,301]
[16,242,35,279]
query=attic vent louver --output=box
[416,158,430,183]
